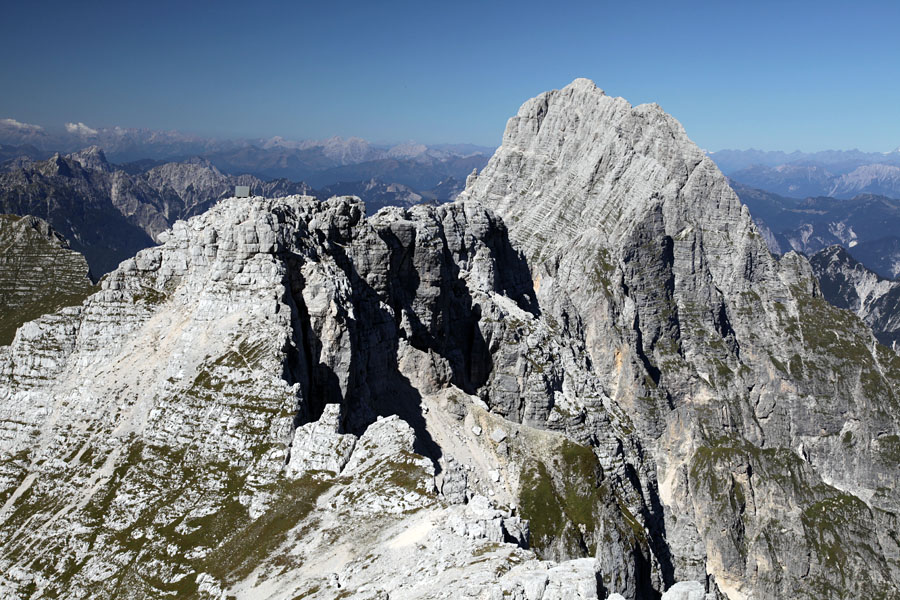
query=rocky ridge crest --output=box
[0,80,899,599]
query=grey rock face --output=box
[1,80,899,600]
[0,214,95,345]
[660,581,707,600]
[0,193,593,598]
[461,78,900,598]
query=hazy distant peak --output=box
[386,142,428,159]
[710,147,900,175]
[67,145,110,172]
[182,155,218,168]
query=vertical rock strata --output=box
[0,80,898,599]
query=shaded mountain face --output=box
[316,177,466,213]
[1,80,899,600]
[728,163,837,198]
[0,151,156,275]
[202,146,489,191]
[424,175,466,202]
[0,214,95,345]
[850,235,900,279]
[317,178,425,212]
[0,147,312,275]
[302,155,489,190]
[810,245,900,351]
[0,143,51,165]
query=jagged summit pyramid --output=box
[463,78,900,597]
[0,81,898,599]
[462,77,763,289]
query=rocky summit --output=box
[1,79,899,600]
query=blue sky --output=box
[1,0,898,151]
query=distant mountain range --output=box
[730,180,900,279]
[0,117,493,181]
[316,177,467,213]
[0,118,243,162]
[709,148,900,199]
[0,143,474,276]
[0,147,312,275]
[709,148,900,174]
[202,145,485,189]
[0,120,491,232]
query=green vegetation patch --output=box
[518,439,607,557]
[0,288,94,346]
[203,474,333,583]
[800,493,869,575]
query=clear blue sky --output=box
[1,0,898,151]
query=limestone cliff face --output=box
[1,81,899,600]
[461,78,900,598]
[0,194,607,599]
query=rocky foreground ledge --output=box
[1,79,899,599]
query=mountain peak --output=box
[67,145,110,172]
[461,80,736,274]
[563,77,604,95]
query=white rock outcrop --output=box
[285,404,356,477]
